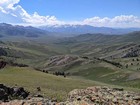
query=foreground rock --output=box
[0,86,140,105]
[0,97,57,105]
[66,86,140,105]
[0,84,29,102]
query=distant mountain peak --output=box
[39,24,140,35]
[0,23,49,38]
[0,23,13,27]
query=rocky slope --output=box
[66,86,140,105]
[47,55,79,66]
[1,86,140,105]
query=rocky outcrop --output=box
[1,86,140,105]
[66,86,140,105]
[0,48,7,56]
[122,48,140,58]
[48,55,78,66]
[0,97,58,105]
[0,84,29,102]
[0,61,7,69]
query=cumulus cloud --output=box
[0,0,19,7]
[0,0,62,25]
[22,12,64,25]
[0,0,140,27]
[83,15,140,27]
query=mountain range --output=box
[0,23,140,38]
[39,24,140,36]
[0,23,49,38]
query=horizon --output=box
[0,0,140,28]
[1,22,140,29]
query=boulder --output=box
[0,84,29,101]
[0,61,7,69]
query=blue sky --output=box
[19,0,140,21]
[0,0,140,27]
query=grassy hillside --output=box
[0,66,139,101]
[0,66,99,101]
[54,32,140,59]
[0,41,69,68]
[38,54,140,89]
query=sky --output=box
[0,0,140,27]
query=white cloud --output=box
[0,0,62,25]
[0,0,20,12]
[83,15,140,28]
[0,6,7,13]
[22,12,64,25]
[0,0,140,27]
